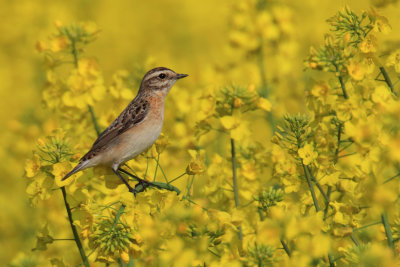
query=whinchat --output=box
[62,67,188,194]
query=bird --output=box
[61,67,188,194]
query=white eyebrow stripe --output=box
[145,70,167,81]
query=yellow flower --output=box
[257,97,272,112]
[230,121,251,141]
[370,8,392,34]
[373,185,397,209]
[345,118,379,145]
[233,98,242,108]
[219,115,239,130]
[186,150,206,175]
[63,58,106,110]
[372,85,392,104]
[35,41,48,52]
[25,154,41,178]
[240,161,256,180]
[32,224,54,251]
[120,251,130,264]
[207,209,236,229]
[26,173,54,205]
[155,133,169,154]
[231,208,245,226]
[50,36,69,52]
[52,161,77,187]
[297,234,330,258]
[359,34,377,53]
[320,172,340,186]
[311,82,330,98]
[298,143,318,165]
[347,60,366,80]
[389,137,400,161]
[386,49,400,73]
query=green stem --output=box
[65,28,79,68]
[60,35,92,267]
[144,157,150,178]
[153,154,160,182]
[323,186,332,220]
[381,212,396,255]
[88,105,101,136]
[257,39,275,131]
[118,258,135,267]
[112,204,126,229]
[61,187,90,267]
[338,75,349,99]
[71,38,79,68]
[309,168,330,204]
[303,163,320,212]
[169,172,187,184]
[350,233,360,247]
[328,253,335,267]
[186,175,195,207]
[154,155,168,183]
[258,204,291,258]
[119,169,181,195]
[383,173,400,184]
[231,139,240,207]
[334,123,342,164]
[67,29,101,139]
[257,40,268,97]
[379,66,396,95]
[354,220,381,231]
[230,138,243,241]
[280,239,291,257]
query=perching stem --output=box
[60,29,90,267]
[61,187,90,267]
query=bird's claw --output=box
[126,177,162,197]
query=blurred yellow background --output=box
[1,0,400,265]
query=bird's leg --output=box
[112,168,137,196]
[118,168,161,191]
[118,167,143,182]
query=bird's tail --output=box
[61,160,90,181]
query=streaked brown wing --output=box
[81,98,149,161]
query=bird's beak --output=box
[176,73,188,79]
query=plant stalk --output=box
[61,187,90,267]
[280,239,291,257]
[381,212,396,255]
[379,66,396,95]
[230,138,243,240]
[257,39,275,131]
[328,253,335,267]
[113,204,126,228]
[88,105,101,136]
[303,164,320,212]
[334,123,342,164]
[338,75,348,99]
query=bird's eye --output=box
[158,73,166,79]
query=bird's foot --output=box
[133,178,161,194]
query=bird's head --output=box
[140,67,188,95]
